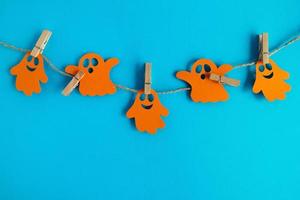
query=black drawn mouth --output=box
[88,68,94,74]
[263,72,274,79]
[142,104,153,110]
[26,65,36,72]
[200,74,206,80]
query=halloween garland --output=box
[0,31,299,134]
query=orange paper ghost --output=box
[126,90,169,134]
[176,59,232,102]
[10,52,48,96]
[65,53,119,96]
[253,59,291,101]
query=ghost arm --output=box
[159,104,169,117]
[65,65,79,75]
[216,64,232,75]
[176,71,195,86]
[10,64,21,75]
[38,67,48,83]
[252,81,262,94]
[126,104,137,118]
[105,58,119,70]
[277,68,290,79]
[39,73,48,83]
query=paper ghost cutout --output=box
[65,53,119,96]
[126,90,169,134]
[10,52,48,96]
[176,59,232,102]
[253,59,291,101]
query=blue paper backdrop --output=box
[0,0,300,199]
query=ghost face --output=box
[138,93,155,110]
[191,59,216,82]
[130,90,166,115]
[25,55,41,72]
[126,90,169,134]
[15,53,45,76]
[253,59,291,101]
[77,53,105,77]
[257,63,274,80]
[65,53,119,96]
[176,59,232,102]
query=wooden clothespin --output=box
[31,30,52,57]
[209,73,240,87]
[144,63,152,94]
[259,32,269,65]
[62,70,85,96]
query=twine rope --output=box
[1,34,300,95]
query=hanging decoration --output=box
[64,53,119,96]
[9,30,52,96]
[127,90,169,134]
[10,52,48,96]
[126,63,169,134]
[253,60,291,101]
[0,30,299,134]
[252,33,291,101]
[176,59,239,103]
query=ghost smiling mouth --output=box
[26,65,37,72]
[263,72,274,79]
[142,104,153,110]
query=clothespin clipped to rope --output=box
[31,30,52,57]
[62,70,85,96]
[259,32,269,65]
[209,73,240,87]
[144,63,152,94]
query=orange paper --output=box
[10,52,48,96]
[126,90,169,134]
[253,59,291,101]
[65,53,119,96]
[176,59,232,102]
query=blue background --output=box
[0,0,300,199]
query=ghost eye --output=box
[266,63,272,70]
[83,59,89,67]
[27,55,33,62]
[34,57,39,65]
[195,65,202,73]
[148,94,154,102]
[204,64,211,72]
[91,58,98,66]
[139,94,146,101]
[259,65,265,72]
